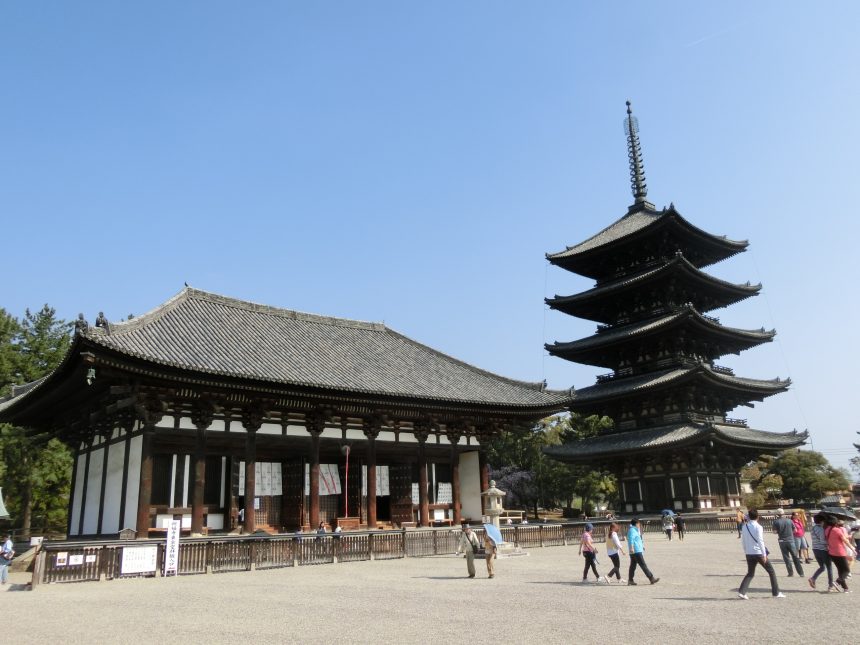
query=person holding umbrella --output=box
[661,511,675,541]
[824,513,854,592]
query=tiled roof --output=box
[547,307,774,354]
[543,423,807,460]
[79,288,569,408]
[546,204,747,261]
[570,365,788,403]
[547,253,761,310]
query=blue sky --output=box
[2,2,858,472]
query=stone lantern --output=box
[481,480,506,529]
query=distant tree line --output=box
[0,305,73,537]
[742,450,850,508]
[486,413,616,518]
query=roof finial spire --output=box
[624,100,648,207]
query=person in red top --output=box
[825,515,854,592]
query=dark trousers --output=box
[811,548,833,587]
[608,553,622,580]
[628,552,654,581]
[831,555,850,590]
[582,551,599,579]
[738,554,780,596]
[778,540,805,576]
[676,526,685,541]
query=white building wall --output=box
[82,446,104,535]
[101,439,126,534]
[459,451,482,521]
[123,435,142,530]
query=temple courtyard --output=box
[3,530,849,643]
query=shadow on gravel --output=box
[1,583,30,592]
[525,581,579,587]
[411,576,473,580]
[654,597,736,602]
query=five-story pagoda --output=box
[544,103,807,513]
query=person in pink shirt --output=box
[825,515,854,592]
[791,512,811,564]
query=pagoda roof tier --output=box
[0,288,570,426]
[546,305,775,368]
[546,203,748,282]
[546,252,761,324]
[543,422,807,462]
[568,364,789,411]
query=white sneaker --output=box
[774,592,786,598]
[737,593,749,600]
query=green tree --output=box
[0,305,73,537]
[766,450,849,504]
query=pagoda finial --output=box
[624,100,648,206]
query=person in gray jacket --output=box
[772,508,804,576]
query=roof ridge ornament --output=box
[624,101,653,211]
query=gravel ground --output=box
[2,531,852,644]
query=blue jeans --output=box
[778,540,804,576]
[0,557,10,583]
[811,548,833,587]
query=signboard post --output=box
[164,519,181,576]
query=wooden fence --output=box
[31,514,777,587]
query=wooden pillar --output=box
[416,431,430,527]
[191,427,207,534]
[191,401,215,535]
[364,418,381,528]
[244,428,258,533]
[136,427,154,537]
[479,450,490,514]
[66,434,80,536]
[309,431,321,528]
[134,395,166,538]
[77,439,92,536]
[306,408,329,529]
[96,428,111,534]
[448,430,462,525]
[242,403,265,534]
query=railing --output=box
[31,515,781,586]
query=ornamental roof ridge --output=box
[88,287,388,338]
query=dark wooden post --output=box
[96,426,111,535]
[191,400,215,535]
[135,428,154,537]
[448,429,462,525]
[414,422,431,527]
[363,415,382,529]
[306,409,329,529]
[242,403,265,533]
[479,450,490,514]
[134,394,166,538]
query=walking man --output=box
[455,524,481,578]
[773,508,804,577]
[0,534,13,585]
[675,513,686,541]
[627,518,659,585]
[738,509,784,599]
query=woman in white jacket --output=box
[605,522,626,584]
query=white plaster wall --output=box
[377,431,396,443]
[399,431,417,443]
[123,435,142,530]
[209,419,225,432]
[285,424,307,437]
[345,429,365,441]
[82,447,104,535]
[206,513,224,530]
[101,441,125,534]
[69,452,87,536]
[258,423,281,436]
[178,416,195,430]
[320,427,340,439]
[459,451,482,521]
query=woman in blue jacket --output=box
[627,518,660,585]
